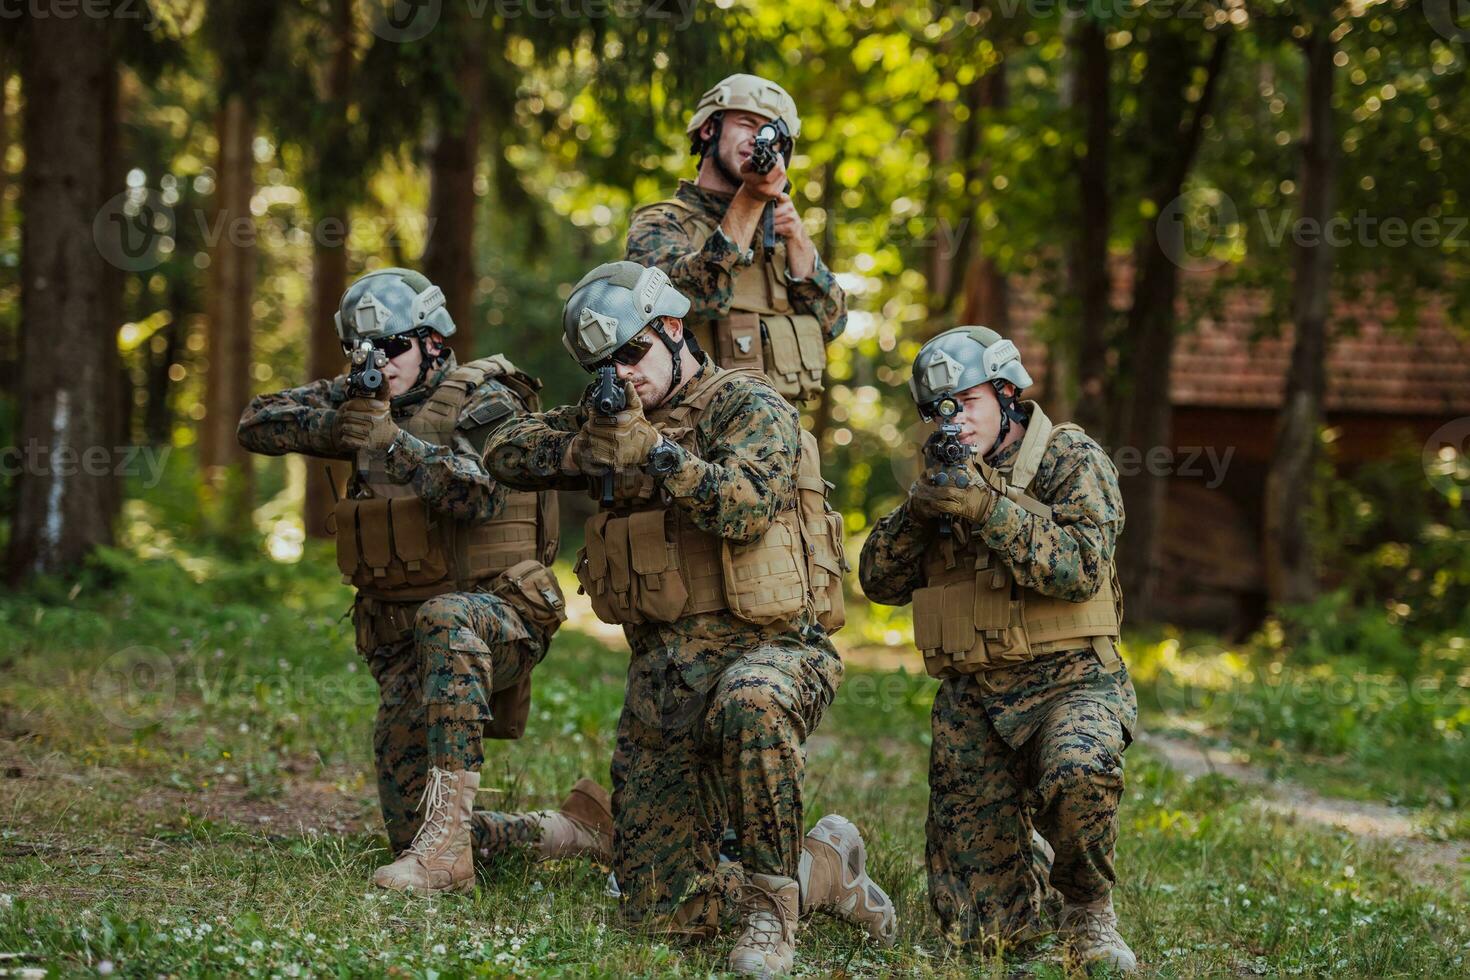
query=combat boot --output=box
[1060,895,1137,973]
[798,815,897,945]
[729,872,799,977]
[373,767,478,894]
[532,777,613,862]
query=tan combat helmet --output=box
[686,73,802,141]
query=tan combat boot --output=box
[1061,895,1138,973]
[373,767,478,894]
[798,815,897,946]
[729,872,799,977]
[532,777,613,863]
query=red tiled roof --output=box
[1171,292,1470,415]
[1006,279,1470,417]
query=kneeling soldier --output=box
[485,261,895,975]
[238,268,610,893]
[859,327,1137,971]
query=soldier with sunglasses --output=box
[238,268,613,894]
[485,260,894,976]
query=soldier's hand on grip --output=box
[909,460,1000,527]
[337,398,399,453]
[739,150,787,202]
[570,382,662,475]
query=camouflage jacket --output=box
[858,411,1131,746]
[625,179,847,340]
[236,353,520,524]
[485,354,833,688]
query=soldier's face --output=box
[951,382,1012,451]
[713,110,771,175]
[381,335,441,398]
[613,319,680,408]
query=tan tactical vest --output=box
[632,197,826,403]
[574,365,846,630]
[912,404,1122,678]
[333,355,561,603]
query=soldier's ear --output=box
[662,316,685,342]
[700,120,718,143]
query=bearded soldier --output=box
[238,268,611,893]
[626,73,844,406]
[858,328,1137,972]
[485,260,893,975]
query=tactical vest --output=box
[912,404,1122,679]
[333,355,561,603]
[574,365,847,631]
[632,196,827,403]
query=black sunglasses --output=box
[343,334,416,359]
[591,331,656,372]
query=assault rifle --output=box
[923,396,973,538]
[748,119,793,251]
[591,364,625,507]
[346,341,389,484]
[347,341,388,398]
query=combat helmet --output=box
[687,73,802,158]
[335,268,456,397]
[335,267,456,346]
[910,326,1033,455]
[563,260,693,385]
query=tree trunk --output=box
[1114,31,1230,622]
[303,0,354,540]
[1070,17,1113,436]
[956,66,1010,334]
[5,17,116,582]
[422,52,483,359]
[200,93,256,533]
[1264,30,1336,608]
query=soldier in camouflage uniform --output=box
[238,268,612,893]
[485,261,894,976]
[626,73,845,406]
[859,328,1138,972]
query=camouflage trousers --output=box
[355,591,545,857]
[610,638,843,938]
[926,656,1134,945]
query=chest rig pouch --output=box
[910,406,1121,678]
[633,198,826,404]
[332,355,562,604]
[574,366,846,631]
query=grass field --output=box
[2,547,1467,977]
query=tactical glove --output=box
[909,460,1004,527]
[566,383,661,474]
[337,398,400,453]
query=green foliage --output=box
[1311,438,1470,639]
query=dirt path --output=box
[1138,731,1469,893]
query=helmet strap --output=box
[986,380,1028,460]
[651,319,686,393]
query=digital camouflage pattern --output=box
[625,180,847,342]
[486,356,843,932]
[859,412,1136,944]
[237,353,520,523]
[238,353,553,858]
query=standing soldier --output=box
[238,268,611,893]
[485,261,894,976]
[626,73,844,406]
[859,328,1137,972]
